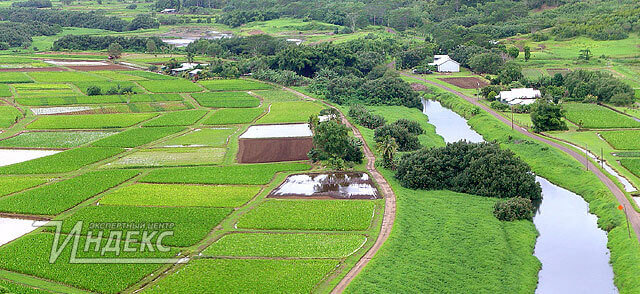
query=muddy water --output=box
[269,173,380,199]
[0,218,39,246]
[421,98,617,293]
[0,149,60,167]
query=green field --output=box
[203,108,265,125]
[142,110,208,127]
[26,71,107,83]
[0,105,22,128]
[122,71,177,80]
[156,127,237,147]
[16,94,183,106]
[258,101,325,124]
[0,169,138,215]
[103,147,225,167]
[237,199,377,231]
[94,70,148,81]
[191,92,261,108]
[91,127,185,148]
[202,233,366,258]
[621,159,640,178]
[142,259,338,294]
[0,177,49,197]
[0,72,33,83]
[563,103,640,129]
[0,84,11,97]
[99,183,261,207]
[600,130,640,150]
[253,89,302,102]
[0,131,115,148]
[140,163,311,185]
[73,81,144,95]
[27,113,158,129]
[0,147,124,175]
[13,83,77,98]
[198,79,273,91]
[138,80,203,93]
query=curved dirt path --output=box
[399,72,640,242]
[283,87,397,293]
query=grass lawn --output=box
[0,72,33,83]
[191,92,261,108]
[138,80,203,93]
[600,130,640,150]
[99,183,261,207]
[563,103,640,129]
[27,113,158,129]
[0,147,125,175]
[202,233,366,258]
[253,89,302,102]
[0,131,115,148]
[198,79,272,91]
[203,108,265,125]
[237,199,377,231]
[156,127,237,147]
[72,81,145,95]
[257,101,325,124]
[16,94,183,106]
[91,127,185,148]
[50,205,232,247]
[142,110,208,127]
[0,176,49,197]
[103,147,225,167]
[0,105,22,128]
[142,259,337,294]
[139,162,311,185]
[0,169,138,215]
[26,71,107,82]
[0,233,179,294]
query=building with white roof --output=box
[428,55,460,72]
[497,88,541,105]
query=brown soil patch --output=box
[247,30,265,35]
[410,83,428,91]
[0,67,66,72]
[237,137,312,163]
[67,64,131,71]
[438,77,488,89]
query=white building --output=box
[497,88,541,106]
[169,63,200,75]
[428,55,460,72]
[160,8,176,13]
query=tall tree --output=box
[108,42,123,59]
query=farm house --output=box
[428,55,460,72]
[497,88,541,105]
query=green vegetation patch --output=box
[0,176,48,197]
[73,81,144,95]
[203,108,265,125]
[27,113,158,129]
[0,279,49,294]
[100,183,261,207]
[0,105,22,128]
[50,206,232,247]
[253,89,302,102]
[258,101,324,124]
[142,259,337,294]
[0,84,12,97]
[0,147,125,174]
[191,92,260,108]
[563,103,640,129]
[0,131,115,148]
[0,72,32,83]
[138,80,203,93]
[157,127,237,147]
[198,79,272,91]
[13,83,77,98]
[237,199,376,231]
[140,162,311,185]
[103,147,225,168]
[142,110,208,127]
[203,233,366,258]
[26,71,107,82]
[600,130,640,150]
[94,70,148,81]
[621,159,640,178]
[122,71,177,80]
[0,169,138,215]
[16,94,183,106]
[92,126,185,148]
[0,233,178,294]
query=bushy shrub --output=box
[490,101,508,111]
[86,86,101,96]
[252,69,309,86]
[493,197,534,221]
[392,119,423,135]
[374,123,421,152]
[348,105,386,129]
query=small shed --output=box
[428,55,460,72]
[497,88,541,105]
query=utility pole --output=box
[601,147,604,169]
[585,147,589,171]
[511,105,514,130]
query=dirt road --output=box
[399,72,640,242]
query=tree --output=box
[374,123,421,152]
[507,47,519,59]
[309,120,363,164]
[523,46,531,61]
[496,62,523,84]
[108,42,123,59]
[493,197,534,221]
[186,52,195,64]
[376,135,398,169]
[468,52,504,74]
[530,100,568,132]
[579,48,592,61]
[146,39,157,55]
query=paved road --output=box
[283,87,397,293]
[400,72,640,242]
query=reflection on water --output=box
[269,173,380,199]
[534,177,617,294]
[0,218,39,246]
[421,97,617,293]
[0,149,60,167]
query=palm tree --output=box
[186,52,195,64]
[376,135,398,169]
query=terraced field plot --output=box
[254,89,302,102]
[138,80,203,93]
[27,113,158,129]
[0,176,49,197]
[91,126,185,147]
[142,110,208,127]
[16,93,183,106]
[123,71,177,80]
[13,83,77,98]
[140,163,311,185]
[0,72,33,83]
[0,147,124,174]
[621,159,640,178]
[191,92,261,108]
[0,84,11,97]
[198,79,273,91]
[103,147,226,167]
[0,105,22,128]
[0,131,115,148]
[600,130,640,150]
[203,108,265,125]
[157,127,237,147]
[563,103,640,129]
[26,71,107,82]
[94,70,148,81]
[73,81,144,95]
[258,101,325,123]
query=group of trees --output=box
[0,8,129,32]
[308,119,363,169]
[52,35,166,52]
[563,70,635,105]
[374,119,423,152]
[11,0,52,8]
[0,21,61,48]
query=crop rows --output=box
[0,147,125,174]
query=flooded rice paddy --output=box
[269,172,380,199]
